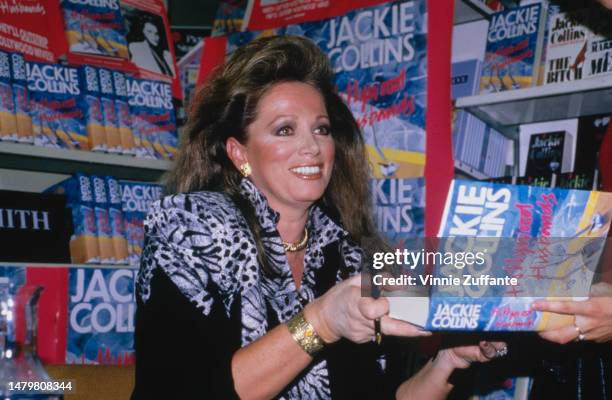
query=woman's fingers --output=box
[380,315,431,337]
[532,299,593,316]
[358,297,389,320]
[538,324,581,344]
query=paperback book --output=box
[0,50,17,142]
[91,175,115,264]
[120,181,163,265]
[543,10,590,84]
[98,67,122,153]
[10,53,33,143]
[26,61,88,150]
[524,131,573,179]
[112,70,135,155]
[0,264,136,365]
[45,173,100,264]
[480,3,546,93]
[387,179,612,331]
[127,76,177,159]
[79,65,107,151]
[61,0,129,59]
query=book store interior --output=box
[1,0,612,399]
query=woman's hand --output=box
[395,341,507,400]
[304,275,431,344]
[532,282,612,344]
[433,341,508,372]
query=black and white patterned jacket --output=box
[131,178,400,400]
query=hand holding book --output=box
[533,282,612,344]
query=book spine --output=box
[0,50,17,142]
[45,174,100,264]
[105,176,129,265]
[10,53,33,143]
[98,67,122,154]
[112,71,135,156]
[91,175,115,264]
[80,65,107,152]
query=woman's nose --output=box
[298,131,321,156]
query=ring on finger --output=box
[494,346,508,358]
[574,324,586,342]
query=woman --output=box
[131,35,505,399]
[128,17,175,77]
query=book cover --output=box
[519,119,578,177]
[480,3,546,93]
[585,10,612,79]
[66,266,136,365]
[525,131,573,179]
[105,176,129,264]
[10,53,33,144]
[112,70,135,155]
[26,61,87,150]
[126,76,176,159]
[0,264,136,365]
[98,67,122,153]
[79,65,107,151]
[557,172,594,190]
[387,180,612,331]
[543,10,590,85]
[0,50,17,142]
[91,175,115,264]
[452,59,482,100]
[120,181,163,265]
[61,0,129,59]
[45,173,100,264]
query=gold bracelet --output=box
[287,311,325,356]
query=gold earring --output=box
[239,163,252,177]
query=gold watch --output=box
[287,311,325,356]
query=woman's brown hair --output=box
[166,35,377,273]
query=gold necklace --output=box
[283,228,308,252]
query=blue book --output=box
[387,180,612,331]
[10,53,33,143]
[61,0,128,59]
[480,3,546,93]
[66,267,136,365]
[45,173,100,264]
[119,181,163,265]
[126,77,177,160]
[26,61,87,149]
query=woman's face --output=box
[143,22,160,47]
[234,81,335,211]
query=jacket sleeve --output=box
[132,194,243,399]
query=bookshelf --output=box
[0,142,172,181]
[454,160,491,180]
[456,75,612,135]
[0,262,137,269]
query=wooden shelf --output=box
[0,142,172,181]
[456,75,612,133]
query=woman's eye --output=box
[276,126,293,136]
[315,125,331,135]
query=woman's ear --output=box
[226,137,248,170]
